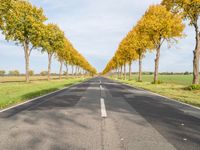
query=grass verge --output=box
[112,77,200,108]
[0,77,87,109]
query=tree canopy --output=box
[0,0,96,81]
[103,4,184,83]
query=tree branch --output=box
[28,46,34,56]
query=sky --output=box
[0,0,196,73]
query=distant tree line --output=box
[0,69,89,76]
[109,71,194,76]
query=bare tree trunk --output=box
[138,52,142,82]
[129,61,132,80]
[77,67,79,76]
[154,44,161,83]
[124,63,126,80]
[72,65,74,76]
[78,67,80,76]
[80,68,83,77]
[65,63,68,77]
[193,22,200,84]
[120,66,122,79]
[115,68,117,78]
[75,66,77,77]
[59,61,63,80]
[47,53,53,81]
[117,67,119,79]
[23,40,30,83]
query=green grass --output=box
[0,77,87,109]
[129,74,196,85]
[0,75,76,83]
[111,75,200,107]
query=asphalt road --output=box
[0,77,200,150]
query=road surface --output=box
[0,77,200,150]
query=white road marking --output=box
[100,85,103,90]
[100,98,107,118]
[183,138,187,141]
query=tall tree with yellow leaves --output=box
[56,39,71,79]
[40,24,65,81]
[162,0,200,84]
[2,0,47,82]
[141,5,184,83]
[133,20,155,81]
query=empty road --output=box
[0,77,200,150]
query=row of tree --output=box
[0,0,96,82]
[103,1,200,85]
[0,70,20,76]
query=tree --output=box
[40,24,65,81]
[119,31,139,80]
[40,71,48,76]
[133,20,155,82]
[29,70,34,76]
[9,70,19,76]
[141,5,184,83]
[0,0,13,29]
[2,0,47,82]
[56,39,71,79]
[162,0,200,84]
[0,70,5,76]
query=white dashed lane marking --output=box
[100,98,107,118]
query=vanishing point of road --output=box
[0,77,200,150]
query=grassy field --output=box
[0,76,75,83]
[130,74,196,85]
[112,75,200,107]
[0,77,87,109]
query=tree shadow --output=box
[1,77,200,149]
[102,77,200,150]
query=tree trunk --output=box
[23,40,30,83]
[75,66,77,76]
[72,65,74,76]
[117,66,119,79]
[138,52,142,82]
[154,44,161,83]
[124,63,126,80]
[120,66,122,79]
[129,62,132,80]
[117,67,119,79]
[79,67,81,76]
[48,53,53,81]
[59,61,63,80]
[193,23,200,84]
[78,67,80,76]
[117,66,120,79]
[76,66,78,76]
[115,68,117,78]
[65,63,68,77]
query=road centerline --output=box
[100,98,107,118]
[100,85,103,90]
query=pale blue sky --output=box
[0,0,196,73]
